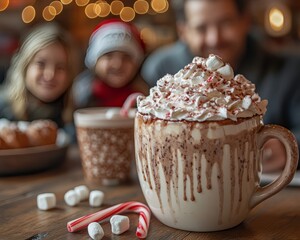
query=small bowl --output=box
[0,130,70,176]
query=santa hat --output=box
[85,18,145,70]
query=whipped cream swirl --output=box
[137,54,268,122]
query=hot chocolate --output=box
[74,108,135,186]
[135,54,298,231]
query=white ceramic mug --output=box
[74,107,135,186]
[135,113,298,231]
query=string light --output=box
[151,0,167,13]
[0,0,9,12]
[85,3,99,19]
[269,8,284,31]
[75,0,89,7]
[19,0,170,23]
[50,1,63,15]
[22,5,36,23]
[43,6,56,21]
[110,0,123,15]
[120,6,135,22]
[264,3,291,37]
[134,0,149,15]
[97,1,110,17]
[156,0,168,14]
[61,0,73,5]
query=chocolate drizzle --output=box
[136,113,261,224]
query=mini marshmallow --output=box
[105,108,120,119]
[206,54,224,71]
[88,222,104,240]
[64,189,80,207]
[74,185,89,201]
[37,193,56,210]
[110,215,130,235]
[242,96,252,109]
[89,190,104,207]
[217,64,234,80]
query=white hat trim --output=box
[85,23,144,69]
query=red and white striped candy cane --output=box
[67,201,151,238]
[120,92,144,117]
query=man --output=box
[142,0,250,87]
[141,0,300,172]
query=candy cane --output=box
[67,201,151,238]
[120,92,144,117]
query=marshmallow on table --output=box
[74,185,89,201]
[64,189,80,207]
[37,193,56,210]
[88,222,104,240]
[89,190,104,207]
[110,215,130,235]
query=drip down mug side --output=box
[134,113,298,231]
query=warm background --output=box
[1,0,300,82]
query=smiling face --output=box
[181,0,250,69]
[25,42,70,103]
[94,51,138,88]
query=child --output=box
[0,23,78,134]
[74,18,149,108]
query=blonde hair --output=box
[4,22,77,123]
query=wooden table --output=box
[1,146,299,240]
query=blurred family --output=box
[0,23,77,138]
[142,0,300,172]
[0,0,299,172]
[0,19,149,142]
[73,18,149,109]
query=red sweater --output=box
[92,80,136,107]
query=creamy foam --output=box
[74,108,135,128]
[137,54,267,122]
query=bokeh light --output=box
[151,0,167,13]
[269,8,284,31]
[85,3,100,19]
[156,0,169,13]
[22,6,36,23]
[43,6,56,21]
[50,1,63,15]
[9,0,171,23]
[75,0,89,7]
[141,27,157,47]
[61,0,73,5]
[120,6,135,22]
[134,0,149,15]
[264,3,291,37]
[97,1,110,17]
[110,0,123,15]
[0,0,9,11]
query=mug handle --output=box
[250,124,299,209]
